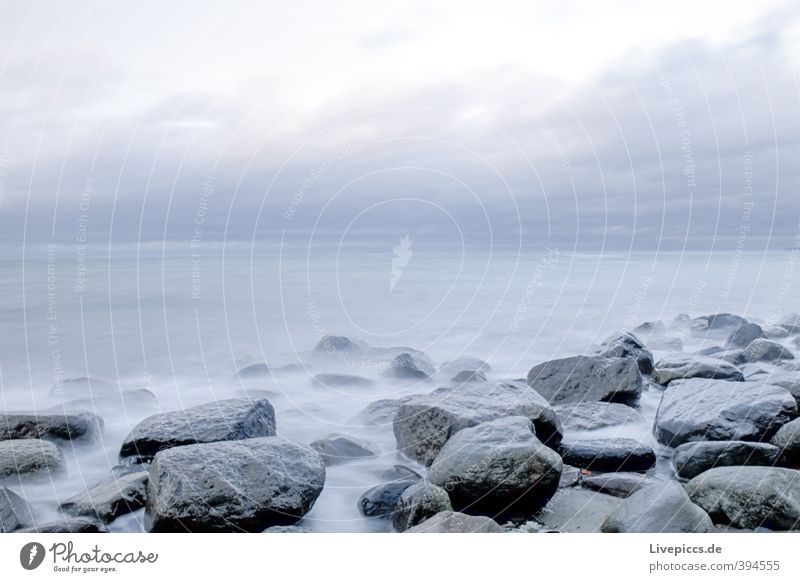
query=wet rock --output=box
[652,355,745,385]
[581,472,658,498]
[394,381,561,467]
[309,434,377,465]
[536,488,623,532]
[745,339,795,362]
[554,402,644,433]
[673,441,781,480]
[451,370,487,384]
[383,352,433,381]
[781,313,800,334]
[428,416,563,518]
[313,335,364,355]
[602,481,713,533]
[599,332,654,374]
[527,355,642,406]
[0,487,32,532]
[393,481,452,532]
[312,374,374,388]
[698,346,750,366]
[759,372,800,406]
[359,480,417,519]
[261,525,311,533]
[60,471,148,523]
[49,377,119,401]
[378,465,421,482]
[406,511,505,533]
[559,465,581,488]
[119,398,276,463]
[440,357,492,376]
[692,314,748,338]
[764,325,790,339]
[654,378,797,447]
[771,418,800,467]
[236,363,270,378]
[16,517,109,533]
[0,411,103,442]
[686,466,800,530]
[352,397,414,426]
[728,322,766,347]
[558,438,656,472]
[145,437,325,532]
[0,439,64,478]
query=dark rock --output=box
[428,417,563,517]
[0,439,64,478]
[0,487,32,532]
[558,438,656,472]
[394,381,561,467]
[745,339,795,362]
[119,398,276,463]
[728,322,766,347]
[359,480,417,518]
[602,481,713,532]
[393,481,452,532]
[771,418,800,467]
[581,472,658,498]
[527,355,642,406]
[654,378,797,447]
[450,370,487,384]
[309,434,377,465]
[0,411,103,442]
[145,437,325,532]
[383,353,433,381]
[673,441,781,480]
[312,374,374,388]
[440,357,492,376]
[599,332,654,374]
[686,466,800,530]
[536,488,623,532]
[49,377,118,401]
[652,355,744,385]
[553,402,644,433]
[60,471,148,523]
[16,517,108,533]
[405,511,504,533]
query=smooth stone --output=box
[558,438,656,472]
[652,355,745,385]
[378,465,421,482]
[359,480,417,519]
[654,378,797,447]
[599,332,654,374]
[0,411,103,442]
[261,525,311,533]
[313,335,364,355]
[450,370,487,384]
[428,417,563,518]
[581,472,658,498]
[673,441,781,480]
[352,397,413,426]
[394,380,561,467]
[440,357,492,376]
[311,373,374,388]
[309,434,377,465]
[383,352,433,381]
[764,325,790,339]
[771,418,800,467]
[692,314,749,337]
[145,437,325,532]
[728,322,766,347]
[236,363,270,378]
[745,339,795,362]
[119,398,276,463]
[527,355,643,406]
[15,517,108,533]
[48,377,119,401]
[0,439,65,478]
[60,471,148,523]
[559,465,582,488]
[686,466,800,530]
[0,487,33,532]
[405,511,505,533]
[536,488,623,532]
[393,481,452,532]
[553,402,644,433]
[601,481,713,533]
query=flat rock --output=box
[309,434,377,465]
[145,437,325,532]
[536,488,623,532]
[393,481,452,532]
[261,525,311,533]
[60,471,148,523]
[0,439,64,478]
[771,418,800,467]
[745,339,795,362]
[311,374,374,388]
[728,322,766,347]
[359,480,417,519]
[0,487,33,532]
[558,438,656,472]
[405,511,504,533]
[581,472,658,498]
[428,416,563,518]
[653,378,797,447]
[554,402,644,433]
[692,314,749,338]
[119,398,276,463]
[602,481,713,532]
[652,355,744,385]
[16,517,108,533]
[527,355,642,406]
[0,411,103,442]
[686,466,800,530]
[599,332,654,374]
[673,441,781,480]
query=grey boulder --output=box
[383,352,433,381]
[309,434,377,465]
[745,339,795,362]
[728,322,765,347]
[0,439,64,478]
[553,402,644,433]
[60,471,148,523]
[558,438,656,472]
[0,411,103,442]
[352,397,414,426]
[0,487,33,532]
[451,370,487,385]
[440,357,492,376]
[771,418,800,467]
[536,488,623,532]
[405,511,504,533]
[601,481,713,533]
[527,355,642,406]
[672,441,781,480]
[392,481,452,532]
[599,332,654,374]
[581,472,658,498]
[652,355,744,385]
[359,480,417,519]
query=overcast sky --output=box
[0,0,798,249]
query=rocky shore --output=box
[2,312,800,533]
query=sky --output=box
[0,0,798,250]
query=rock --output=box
[60,471,148,523]
[394,381,561,467]
[745,339,795,362]
[647,337,684,351]
[352,397,414,426]
[440,357,492,376]
[669,313,691,333]
[393,481,452,532]
[53,389,159,415]
[236,363,270,378]
[761,372,800,405]
[378,465,421,481]
[672,441,781,480]
[527,355,642,406]
[405,511,505,533]
[0,487,32,532]
[451,370,487,384]
[698,346,750,366]
[359,480,417,519]
[559,465,582,488]
[602,481,713,532]
[686,466,800,530]
[383,353,433,381]
[652,355,745,385]
[633,321,666,335]
[654,378,797,447]
[428,417,563,518]
[764,326,790,339]
[553,402,644,433]
[558,438,656,472]
[309,434,377,465]
[581,472,658,498]
[599,332,654,374]
[0,439,64,478]
[48,377,118,401]
[536,488,623,532]
[313,335,363,355]
[311,374,374,388]
[16,517,109,533]
[728,322,766,347]
[144,437,325,532]
[261,525,311,533]
[0,411,103,442]
[119,398,276,463]
[781,313,800,334]
[771,418,800,467]
[692,313,749,338]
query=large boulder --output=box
[764,325,790,339]
[392,481,452,532]
[0,439,64,478]
[527,355,642,406]
[428,416,562,518]
[394,381,561,467]
[553,402,644,433]
[536,488,623,532]
[383,352,433,381]
[359,480,418,519]
[686,466,800,530]
[405,511,504,533]
[558,438,656,472]
[144,437,325,532]
[599,332,654,374]
[728,322,765,347]
[119,398,276,463]
[652,355,744,385]
[691,314,748,338]
[309,434,377,465]
[745,339,795,362]
[581,472,658,498]
[653,378,797,447]
[771,418,800,467]
[0,487,33,532]
[601,481,713,533]
[0,411,103,442]
[672,441,781,480]
[60,471,148,523]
